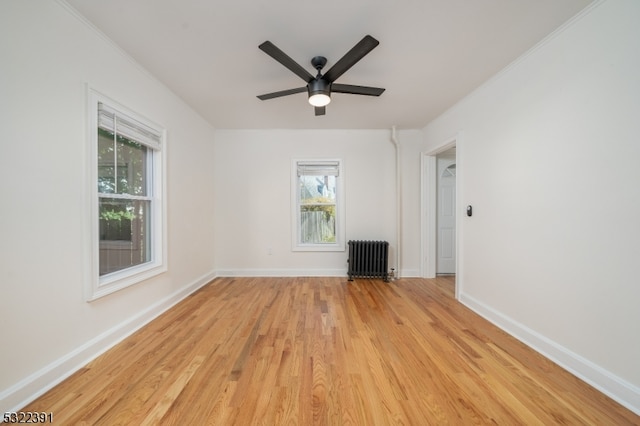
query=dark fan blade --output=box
[259,41,315,83]
[315,106,326,116]
[257,87,307,100]
[322,35,379,83]
[332,84,385,96]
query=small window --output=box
[292,160,345,251]
[87,90,166,300]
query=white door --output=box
[437,161,456,274]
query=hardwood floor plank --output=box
[22,276,639,425]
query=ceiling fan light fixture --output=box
[308,93,331,107]
[308,78,331,107]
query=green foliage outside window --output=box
[100,209,135,221]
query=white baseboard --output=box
[459,292,640,416]
[398,268,421,278]
[0,270,217,413]
[216,268,348,277]
[215,268,421,279]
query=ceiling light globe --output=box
[308,93,331,107]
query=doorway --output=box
[421,135,461,299]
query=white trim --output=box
[293,244,345,252]
[397,268,420,278]
[459,292,640,416]
[85,87,168,301]
[214,268,421,278]
[291,158,346,252]
[216,268,348,277]
[454,138,463,301]
[0,270,217,414]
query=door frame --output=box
[421,132,463,299]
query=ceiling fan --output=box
[257,35,385,116]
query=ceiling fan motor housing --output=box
[308,78,331,97]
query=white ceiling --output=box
[64,0,592,130]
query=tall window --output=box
[292,160,345,251]
[87,90,165,300]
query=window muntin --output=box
[293,160,344,251]
[87,90,165,300]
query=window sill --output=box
[86,262,166,301]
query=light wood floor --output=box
[25,276,638,425]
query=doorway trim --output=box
[421,132,463,299]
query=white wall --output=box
[422,0,640,413]
[213,129,424,277]
[0,1,217,411]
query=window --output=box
[292,160,345,251]
[87,90,166,300]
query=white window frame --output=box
[291,159,345,252]
[85,88,167,301]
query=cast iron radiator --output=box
[347,240,389,282]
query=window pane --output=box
[116,135,147,196]
[97,129,148,196]
[97,129,115,194]
[299,175,336,203]
[99,198,151,276]
[300,204,336,244]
